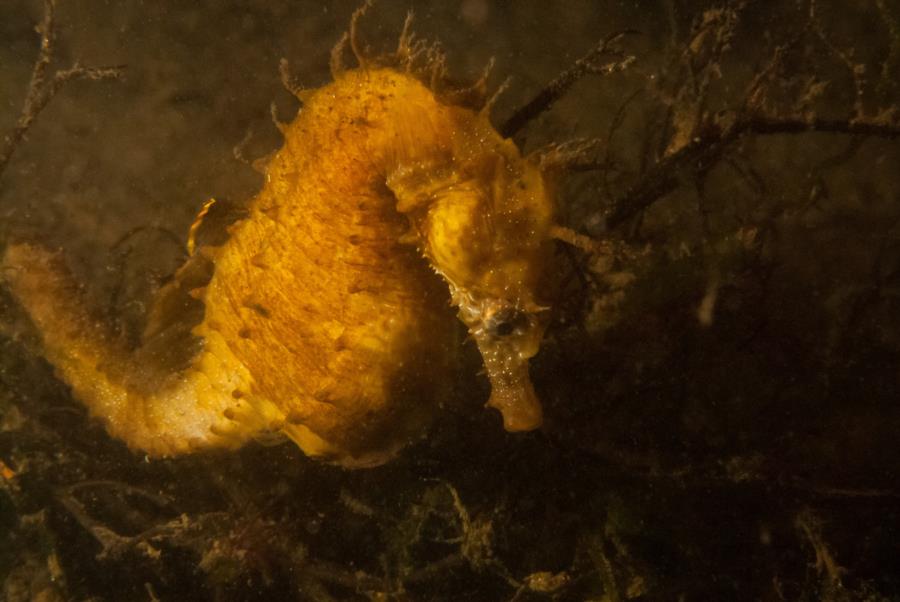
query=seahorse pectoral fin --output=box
[187,198,217,256]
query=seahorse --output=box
[2,11,563,467]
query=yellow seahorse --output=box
[2,11,561,467]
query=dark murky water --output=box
[2,1,899,599]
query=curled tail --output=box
[1,243,257,456]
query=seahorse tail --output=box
[1,242,248,456]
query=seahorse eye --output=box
[486,307,527,337]
[495,320,515,336]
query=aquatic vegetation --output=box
[2,1,900,600]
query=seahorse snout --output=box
[485,362,543,432]
[467,301,547,432]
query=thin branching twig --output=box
[499,31,638,138]
[604,113,900,229]
[0,0,124,178]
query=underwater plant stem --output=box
[0,0,123,178]
[606,114,900,229]
[499,31,637,139]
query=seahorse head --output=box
[392,127,556,432]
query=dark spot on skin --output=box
[238,327,252,339]
[348,235,362,245]
[231,390,244,399]
[495,321,515,336]
[246,302,270,318]
[287,409,308,424]
[250,253,268,269]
